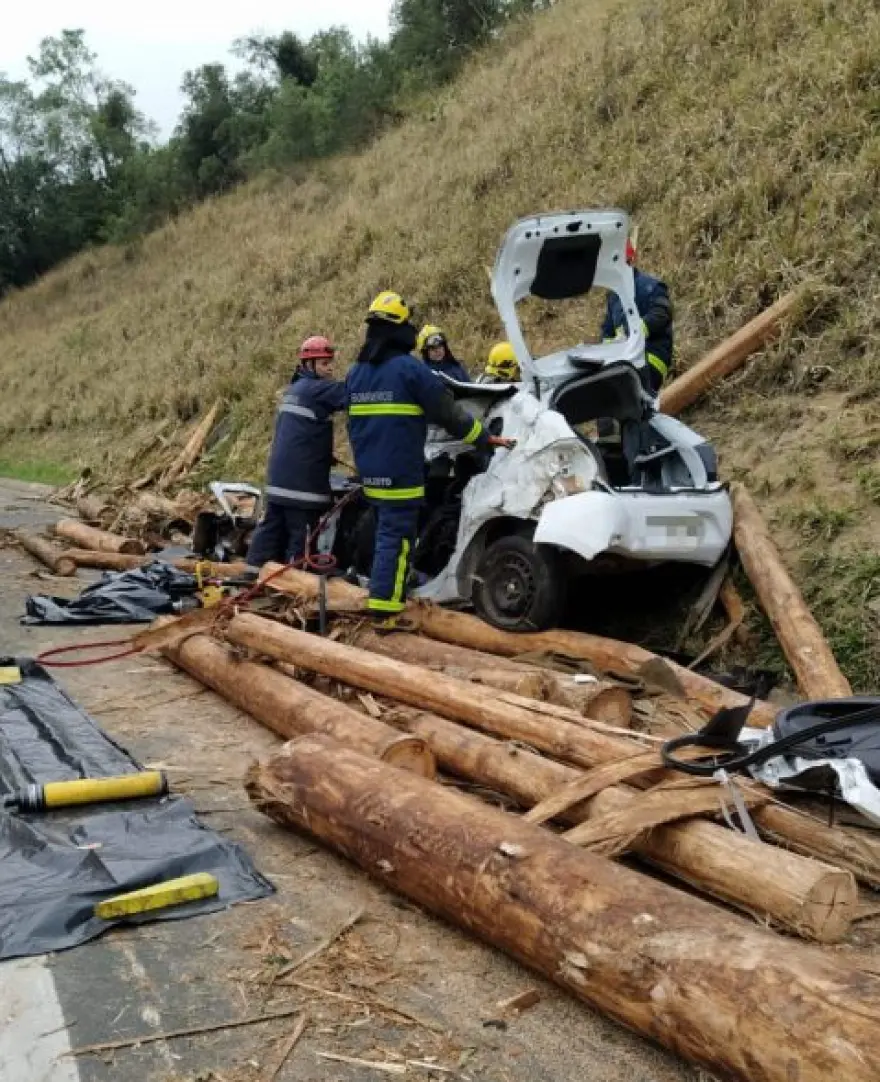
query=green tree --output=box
[0,30,153,292]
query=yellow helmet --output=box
[485,341,520,381]
[417,323,446,354]
[367,291,410,325]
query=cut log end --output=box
[378,734,437,777]
[800,868,859,944]
[15,531,79,577]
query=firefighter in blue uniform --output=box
[416,324,471,383]
[246,335,346,569]
[346,292,511,615]
[601,239,673,395]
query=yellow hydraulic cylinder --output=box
[3,771,168,812]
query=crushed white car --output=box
[407,209,733,629]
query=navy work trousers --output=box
[367,501,420,614]
[246,502,321,568]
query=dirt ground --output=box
[0,478,703,1082]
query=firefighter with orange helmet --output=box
[246,334,346,568]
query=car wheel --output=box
[472,535,564,632]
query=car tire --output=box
[472,534,564,632]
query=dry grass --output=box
[0,0,878,684]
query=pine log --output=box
[732,484,852,698]
[350,628,632,725]
[162,633,434,776]
[259,564,777,727]
[226,614,649,771]
[228,613,880,889]
[16,531,77,576]
[160,398,223,488]
[248,735,880,1082]
[386,706,854,941]
[54,519,146,555]
[64,551,249,578]
[659,290,802,416]
[64,550,148,572]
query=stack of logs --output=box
[15,515,246,580]
[143,565,880,1082]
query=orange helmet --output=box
[299,335,335,361]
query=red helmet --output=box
[299,335,335,362]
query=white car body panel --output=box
[533,489,733,566]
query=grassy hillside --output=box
[1,0,878,686]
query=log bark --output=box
[228,612,880,889]
[160,398,223,488]
[386,706,854,941]
[259,565,777,727]
[16,531,77,576]
[659,290,802,416]
[226,614,647,772]
[64,551,249,578]
[54,519,146,555]
[162,634,434,776]
[247,735,880,1082]
[350,628,632,725]
[732,484,852,699]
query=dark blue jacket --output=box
[264,368,346,508]
[346,351,487,502]
[602,268,674,379]
[428,354,471,384]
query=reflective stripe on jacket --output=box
[265,369,346,507]
[346,351,486,501]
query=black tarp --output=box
[22,560,199,625]
[0,658,273,960]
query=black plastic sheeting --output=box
[0,658,273,960]
[22,561,198,625]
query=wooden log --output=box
[64,550,148,572]
[75,494,109,523]
[247,735,880,1082]
[160,398,223,488]
[226,614,648,772]
[350,628,632,726]
[259,565,777,727]
[163,634,434,776]
[64,551,249,579]
[449,666,548,698]
[16,531,77,577]
[228,613,880,890]
[54,519,146,555]
[386,706,854,941]
[659,290,802,416]
[731,484,852,699]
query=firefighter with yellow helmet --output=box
[416,324,470,382]
[346,292,510,615]
[478,341,521,384]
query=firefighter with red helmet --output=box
[246,334,346,568]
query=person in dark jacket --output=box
[246,335,346,569]
[416,323,471,383]
[347,292,509,615]
[601,239,673,395]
